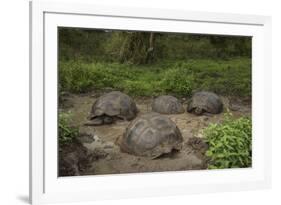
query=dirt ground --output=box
[59,92,251,176]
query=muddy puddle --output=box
[59,92,251,176]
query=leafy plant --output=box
[59,58,251,97]
[58,112,79,145]
[161,66,195,96]
[203,113,252,169]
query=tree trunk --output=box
[119,32,155,64]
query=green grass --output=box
[59,58,251,97]
[58,112,79,145]
[204,113,252,169]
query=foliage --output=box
[59,28,252,62]
[59,58,251,96]
[58,112,79,145]
[203,113,252,169]
[58,28,252,97]
[118,32,153,64]
[59,28,110,62]
[160,66,195,96]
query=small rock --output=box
[91,148,108,160]
[105,155,112,160]
[78,134,95,143]
[103,145,113,149]
[93,135,101,142]
[229,104,240,111]
[197,133,204,138]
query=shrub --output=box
[203,113,252,169]
[59,60,95,93]
[161,66,195,96]
[58,112,79,145]
[59,58,251,97]
[122,80,152,96]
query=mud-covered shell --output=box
[152,95,185,114]
[187,91,223,114]
[90,91,138,120]
[120,113,183,158]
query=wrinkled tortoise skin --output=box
[119,113,183,158]
[88,91,138,125]
[187,91,223,115]
[152,95,184,114]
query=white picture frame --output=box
[29,0,272,204]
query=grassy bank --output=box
[59,58,251,97]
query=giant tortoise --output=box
[119,113,183,158]
[87,91,138,125]
[152,95,184,114]
[187,91,223,115]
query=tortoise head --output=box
[103,116,114,124]
[194,107,204,115]
[87,113,95,120]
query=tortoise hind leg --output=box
[84,117,103,126]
